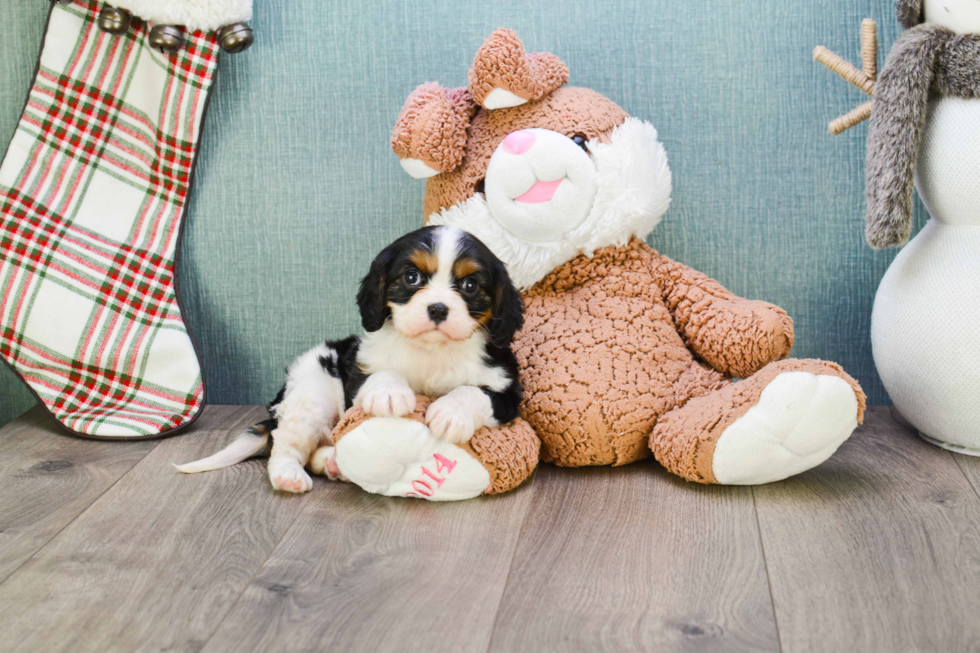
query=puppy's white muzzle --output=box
[391,287,475,343]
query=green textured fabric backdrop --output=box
[0,0,924,427]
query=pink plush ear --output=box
[391,83,477,179]
[468,29,568,110]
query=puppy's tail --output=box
[174,419,275,474]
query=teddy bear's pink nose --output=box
[502,130,536,155]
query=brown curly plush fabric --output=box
[653,253,794,377]
[333,396,540,495]
[467,29,569,109]
[651,359,867,483]
[391,83,478,174]
[388,28,866,489]
[421,86,628,218]
[516,238,799,468]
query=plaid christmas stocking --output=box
[0,1,229,438]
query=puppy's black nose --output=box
[427,303,449,324]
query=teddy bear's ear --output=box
[391,83,477,179]
[468,29,568,110]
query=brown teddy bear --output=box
[330,29,866,500]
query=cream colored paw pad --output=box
[268,457,313,494]
[712,372,859,485]
[335,417,490,501]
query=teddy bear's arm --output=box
[651,255,794,378]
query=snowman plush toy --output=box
[866,0,980,453]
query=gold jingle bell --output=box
[98,6,132,35]
[149,24,185,54]
[216,23,254,53]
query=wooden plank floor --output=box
[0,405,978,653]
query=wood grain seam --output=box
[952,455,980,503]
[751,486,785,653]
[177,408,315,652]
[192,485,315,651]
[889,406,980,504]
[481,469,540,653]
[0,438,162,587]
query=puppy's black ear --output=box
[489,260,524,347]
[357,248,394,332]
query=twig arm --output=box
[813,46,875,96]
[830,100,873,135]
[813,20,879,135]
[861,19,878,79]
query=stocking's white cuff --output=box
[109,0,252,32]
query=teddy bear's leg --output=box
[465,418,540,495]
[325,398,539,501]
[651,359,866,485]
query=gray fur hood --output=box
[896,0,924,29]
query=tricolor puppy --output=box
[176,226,524,493]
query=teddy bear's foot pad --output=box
[335,417,490,501]
[712,372,859,485]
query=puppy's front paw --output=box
[268,456,313,493]
[357,372,417,417]
[425,395,477,444]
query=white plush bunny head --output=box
[391,29,672,290]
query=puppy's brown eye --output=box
[571,134,589,151]
[405,269,422,286]
[474,178,486,195]
[461,278,478,294]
